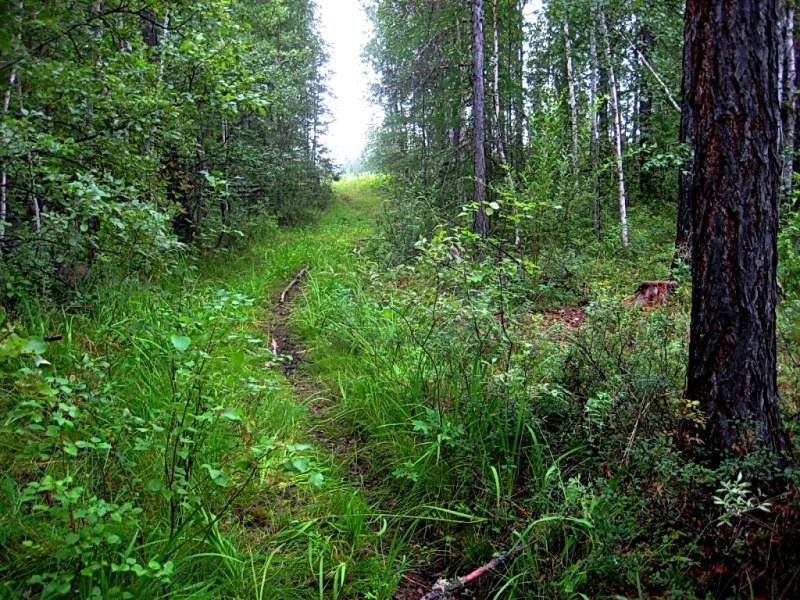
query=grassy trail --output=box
[1,178,416,600]
[216,177,410,599]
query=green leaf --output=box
[147,479,164,492]
[220,407,242,421]
[285,457,309,473]
[170,335,191,352]
[23,338,48,355]
[308,472,324,487]
[229,351,246,368]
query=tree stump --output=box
[629,280,678,306]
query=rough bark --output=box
[685,0,789,456]
[472,0,488,239]
[600,8,629,246]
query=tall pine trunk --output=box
[685,0,789,456]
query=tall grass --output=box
[0,178,407,599]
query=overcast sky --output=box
[316,0,378,165]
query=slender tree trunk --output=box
[674,4,697,269]
[685,0,789,456]
[1,66,18,242]
[492,0,520,246]
[1,0,23,241]
[492,0,508,164]
[511,0,525,171]
[564,18,579,171]
[637,25,655,199]
[589,27,602,240]
[794,21,800,206]
[472,0,488,239]
[14,70,40,237]
[600,8,629,246]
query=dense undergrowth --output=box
[2,176,799,599]
[294,178,800,598]
[0,183,401,600]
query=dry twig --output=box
[279,265,309,304]
[419,542,528,600]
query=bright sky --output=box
[316,0,378,166]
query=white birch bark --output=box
[589,27,602,240]
[564,18,579,169]
[1,0,23,240]
[600,8,629,247]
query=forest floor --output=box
[231,177,441,598]
[259,178,452,599]
[4,177,799,600]
[254,178,487,599]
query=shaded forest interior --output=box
[2,1,800,599]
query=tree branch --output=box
[610,24,681,113]
[0,1,157,73]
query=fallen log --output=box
[419,542,527,600]
[279,265,309,304]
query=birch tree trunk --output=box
[472,0,488,239]
[600,8,629,246]
[564,17,579,171]
[589,27,602,240]
[1,65,18,241]
[1,0,23,241]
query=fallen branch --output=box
[610,24,682,113]
[279,266,309,304]
[419,542,527,600]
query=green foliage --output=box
[0,280,323,597]
[0,0,333,305]
[294,176,799,597]
[0,177,418,600]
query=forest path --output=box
[225,177,427,599]
[266,180,458,600]
[266,178,382,476]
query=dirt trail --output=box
[263,186,452,600]
[268,257,373,485]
